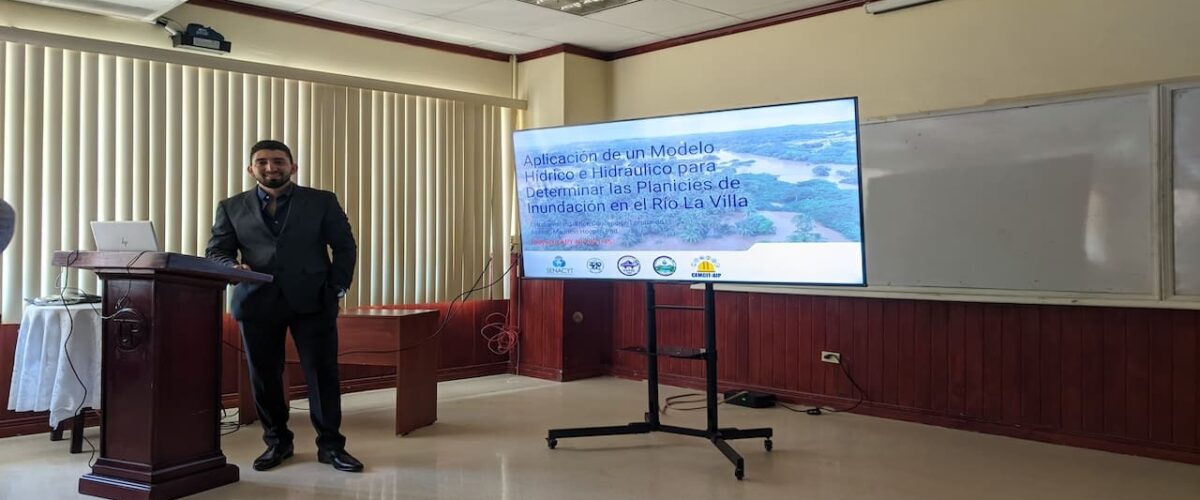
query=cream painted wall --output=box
[563,53,610,126]
[0,0,513,98]
[515,53,608,130]
[609,0,1200,120]
[517,52,565,129]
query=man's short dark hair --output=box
[250,140,294,165]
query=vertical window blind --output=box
[0,40,517,321]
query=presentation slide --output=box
[513,97,865,285]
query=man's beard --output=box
[259,176,290,189]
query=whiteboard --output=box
[860,92,1156,294]
[1173,86,1200,296]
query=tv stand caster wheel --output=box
[735,468,744,480]
[764,439,773,452]
[547,438,558,449]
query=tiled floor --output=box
[1,375,1197,499]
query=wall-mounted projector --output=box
[865,0,943,14]
[171,23,231,54]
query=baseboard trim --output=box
[438,361,511,381]
[515,363,609,382]
[0,410,103,439]
[515,364,562,381]
[0,414,52,438]
[561,365,607,382]
[609,366,1200,466]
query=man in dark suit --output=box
[206,140,363,472]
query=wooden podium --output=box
[54,251,271,500]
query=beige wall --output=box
[515,53,609,130]
[609,0,1200,120]
[516,53,565,129]
[563,53,610,126]
[0,0,513,98]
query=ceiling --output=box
[222,0,843,54]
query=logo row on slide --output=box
[545,255,723,278]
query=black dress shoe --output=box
[317,448,364,472]
[252,444,294,471]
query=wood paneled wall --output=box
[518,279,1200,465]
[1,300,511,438]
[517,279,612,381]
[609,283,1200,464]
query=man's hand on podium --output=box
[233,264,251,271]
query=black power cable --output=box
[50,250,154,464]
[778,357,868,415]
[54,251,96,466]
[330,253,517,357]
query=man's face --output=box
[247,149,295,189]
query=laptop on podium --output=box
[90,221,161,252]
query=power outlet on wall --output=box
[820,351,841,364]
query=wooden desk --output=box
[237,308,440,435]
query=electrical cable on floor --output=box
[662,390,748,413]
[219,407,242,436]
[658,358,868,417]
[777,358,868,415]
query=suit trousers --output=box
[239,299,346,452]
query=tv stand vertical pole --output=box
[645,282,661,425]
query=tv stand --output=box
[545,282,773,480]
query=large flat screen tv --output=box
[513,97,865,286]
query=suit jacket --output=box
[206,184,357,321]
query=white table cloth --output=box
[7,303,102,427]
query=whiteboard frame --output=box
[707,82,1200,310]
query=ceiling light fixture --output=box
[516,0,642,17]
[864,0,943,15]
[11,0,186,23]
